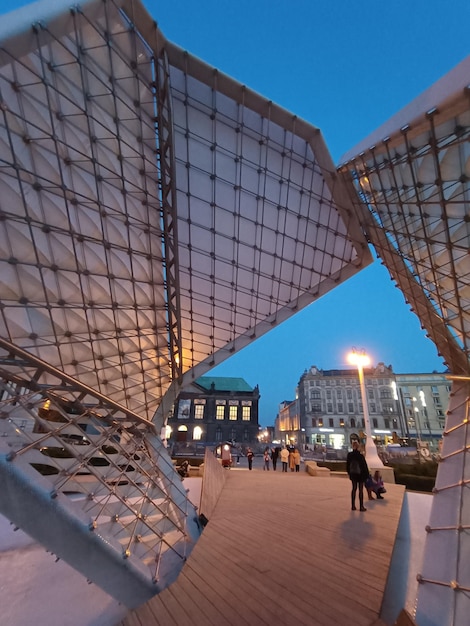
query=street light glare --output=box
[347,349,371,367]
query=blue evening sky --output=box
[2,0,469,425]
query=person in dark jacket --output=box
[246,448,254,470]
[271,446,280,471]
[346,441,369,511]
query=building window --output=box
[311,402,322,413]
[193,426,203,440]
[384,419,390,429]
[312,418,317,427]
[380,390,392,399]
[216,427,222,441]
[350,418,356,428]
[372,418,378,428]
[347,390,352,399]
[318,418,323,427]
[329,418,334,428]
[216,403,225,420]
[326,390,332,400]
[368,389,374,399]
[370,403,376,413]
[339,418,345,427]
[327,403,333,413]
[348,403,354,413]
[177,399,191,419]
[337,403,343,413]
[229,402,238,421]
[194,404,204,419]
[242,405,251,421]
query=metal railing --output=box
[0,338,200,609]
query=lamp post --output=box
[348,348,384,469]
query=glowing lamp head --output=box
[347,349,371,368]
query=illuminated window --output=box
[229,404,238,421]
[194,404,204,419]
[216,405,225,420]
[193,426,203,441]
[242,405,251,421]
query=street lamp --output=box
[347,348,384,469]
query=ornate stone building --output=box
[167,377,260,447]
[296,364,450,451]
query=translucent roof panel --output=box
[339,55,470,375]
[166,60,370,376]
[0,0,371,421]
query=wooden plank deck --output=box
[120,468,405,626]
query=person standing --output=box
[263,447,270,471]
[288,447,295,472]
[280,447,289,472]
[293,448,301,472]
[247,447,254,471]
[347,441,369,511]
[271,446,280,471]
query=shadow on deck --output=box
[120,467,406,626]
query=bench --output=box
[304,461,330,477]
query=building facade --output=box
[167,377,260,448]
[296,364,450,451]
[395,372,451,447]
[276,399,302,447]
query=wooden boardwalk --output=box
[120,468,405,626]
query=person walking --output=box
[293,448,301,472]
[246,447,254,471]
[263,447,270,471]
[280,447,289,472]
[347,441,369,511]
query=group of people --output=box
[246,446,302,472]
[246,441,387,512]
[346,441,386,511]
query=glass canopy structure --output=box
[0,0,468,622]
[339,56,470,626]
[0,0,371,607]
[0,0,370,426]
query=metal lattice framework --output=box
[339,56,470,626]
[0,0,371,428]
[339,57,470,377]
[0,337,199,608]
[0,0,371,605]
